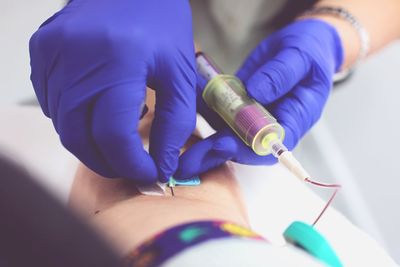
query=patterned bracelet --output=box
[302,6,370,81]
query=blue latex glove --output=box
[30,0,196,184]
[176,19,343,179]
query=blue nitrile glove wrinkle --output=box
[30,0,197,184]
[176,19,343,180]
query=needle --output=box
[168,177,176,197]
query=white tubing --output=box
[278,151,311,181]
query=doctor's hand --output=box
[176,19,343,179]
[30,0,196,184]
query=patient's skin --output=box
[69,90,249,256]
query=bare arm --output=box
[301,0,400,69]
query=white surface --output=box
[164,238,323,267]
[0,0,64,104]
[307,119,385,246]
[325,44,400,259]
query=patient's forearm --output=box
[69,163,248,255]
[68,164,140,217]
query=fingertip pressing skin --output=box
[149,50,197,182]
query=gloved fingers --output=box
[245,48,312,106]
[175,128,277,179]
[235,38,278,82]
[57,99,116,178]
[149,52,197,182]
[91,83,158,184]
[269,82,329,150]
[175,129,239,180]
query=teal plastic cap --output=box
[283,221,342,267]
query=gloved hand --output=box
[30,0,196,184]
[176,19,343,179]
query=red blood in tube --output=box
[234,104,273,143]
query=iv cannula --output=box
[196,52,310,181]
